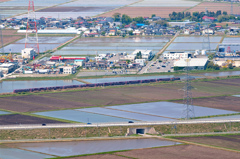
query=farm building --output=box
[0,63,16,74]
[163,52,192,60]
[174,58,208,70]
[21,48,36,60]
[132,50,153,60]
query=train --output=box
[13,77,180,93]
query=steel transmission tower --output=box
[25,0,39,54]
[231,0,233,15]
[182,59,195,120]
[0,15,4,54]
[202,8,211,53]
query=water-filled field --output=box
[0,110,10,115]
[0,147,53,159]
[130,0,200,7]
[0,80,83,93]
[10,139,180,157]
[173,36,222,43]
[33,101,238,123]
[107,102,238,119]
[78,107,175,121]
[34,110,134,123]
[2,36,73,53]
[53,37,170,55]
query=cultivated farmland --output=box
[0,78,239,113]
[188,2,240,15]
[174,96,240,112]
[100,7,189,18]
[0,114,65,125]
[175,135,240,151]
[115,144,240,159]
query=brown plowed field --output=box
[100,7,189,18]
[1,30,21,36]
[1,36,23,46]
[188,2,240,15]
[63,154,127,159]
[173,96,240,112]
[1,78,240,113]
[176,135,240,151]
[115,144,240,159]
[37,6,116,12]
[0,114,64,125]
[0,95,94,112]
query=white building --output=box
[163,52,191,60]
[74,60,84,67]
[174,58,208,70]
[120,54,136,61]
[59,66,75,74]
[0,63,15,74]
[135,59,146,66]
[169,20,195,27]
[132,50,153,60]
[202,28,214,35]
[21,48,36,60]
[0,70,3,77]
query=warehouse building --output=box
[174,58,208,70]
[0,63,16,74]
[163,52,192,59]
[132,49,153,60]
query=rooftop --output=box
[174,58,208,67]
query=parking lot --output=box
[146,59,174,73]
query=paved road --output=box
[138,31,180,74]
[0,119,239,130]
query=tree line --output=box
[169,10,239,22]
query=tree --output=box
[156,20,168,27]
[223,11,227,15]
[133,17,144,23]
[136,51,142,59]
[121,14,132,25]
[228,63,233,69]
[151,14,156,18]
[213,64,220,70]
[216,10,222,17]
[207,61,214,69]
[128,30,133,35]
[126,60,131,64]
[101,31,106,36]
[208,54,214,60]
[113,13,121,22]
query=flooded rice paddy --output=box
[198,71,240,77]
[11,138,180,157]
[53,37,170,55]
[130,0,199,7]
[0,0,71,18]
[0,80,83,94]
[107,102,238,119]
[3,36,73,53]
[0,146,53,159]
[81,75,202,84]
[233,95,240,97]
[34,110,134,123]
[33,102,238,123]
[0,110,10,115]
[166,43,219,51]
[78,107,175,121]
[173,36,222,43]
